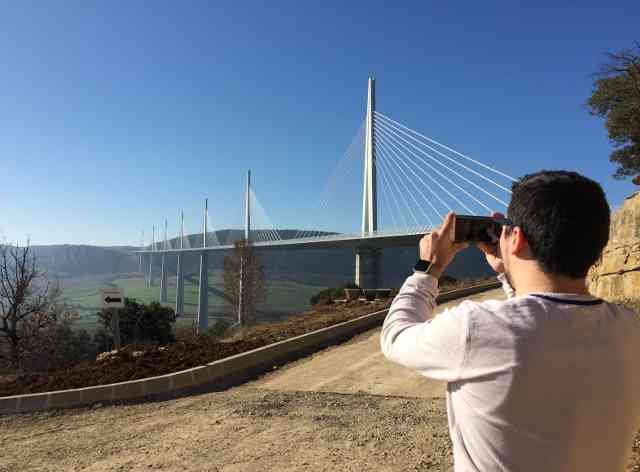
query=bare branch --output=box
[0,240,63,369]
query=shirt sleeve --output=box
[380,272,470,382]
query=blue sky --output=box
[0,1,638,246]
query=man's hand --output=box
[477,212,506,274]
[419,212,468,279]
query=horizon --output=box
[1,1,638,246]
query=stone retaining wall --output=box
[589,191,640,301]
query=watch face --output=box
[414,259,431,272]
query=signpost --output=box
[101,288,124,350]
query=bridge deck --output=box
[136,229,432,255]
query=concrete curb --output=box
[0,281,501,415]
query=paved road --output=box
[256,287,506,399]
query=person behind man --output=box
[380,170,640,471]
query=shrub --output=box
[206,319,231,338]
[310,282,359,305]
[19,318,98,373]
[96,298,176,349]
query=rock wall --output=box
[588,191,640,301]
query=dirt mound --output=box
[0,299,390,397]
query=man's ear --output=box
[510,227,527,256]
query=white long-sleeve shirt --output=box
[380,273,640,471]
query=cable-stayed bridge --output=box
[137,78,516,331]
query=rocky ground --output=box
[0,387,454,472]
[1,375,638,471]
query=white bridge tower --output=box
[355,77,381,288]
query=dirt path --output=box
[254,289,505,398]
[0,389,455,472]
[2,288,637,471]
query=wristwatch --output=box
[414,259,434,275]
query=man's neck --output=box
[511,269,590,297]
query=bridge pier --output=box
[147,254,154,287]
[355,246,382,289]
[197,252,209,332]
[160,254,168,303]
[175,253,184,316]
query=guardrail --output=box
[0,281,501,415]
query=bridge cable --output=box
[376,142,426,230]
[376,125,499,213]
[377,154,423,230]
[376,128,469,215]
[375,142,432,229]
[376,134,451,220]
[375,119,509,208]
[249,188,282,242]
[376,112,514,195]
[317,120,365,213]
[376,137,443,227]
[376,154,403,231]
[295,121,365,240]
[381,146,438,229]
[375,111,518,183]
[376,149,417,230]
[376,126,486,214]
[204,208,222,247]
[375,127,476,214]
[306,125,364,239]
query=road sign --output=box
[101,288,125,308]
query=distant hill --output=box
[32,245,139,279]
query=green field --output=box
[60,270,325,330]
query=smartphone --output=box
[450,215,507,243]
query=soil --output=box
[0,388,454,472]
[0,287,638,471]
[1,387,636,471]
[0,298,392,397]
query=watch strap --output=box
[414,259,432,273]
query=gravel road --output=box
[1,288,638,471]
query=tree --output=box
[0,242,70,370]
[20,317,97,372]
[223,240,265,325]
[588,43,640,179]
[96,298,176,348]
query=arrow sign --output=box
[101,288,125,308]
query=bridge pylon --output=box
[238,170,251,326]
[197,199,209,333]
[361,77,377,234]
[160,219,168,303]
[175,211,185,317]
[356,77,382,288]
[147,225,155,288]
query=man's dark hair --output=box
[507,170,610,278]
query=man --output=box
[380,170,640,471]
